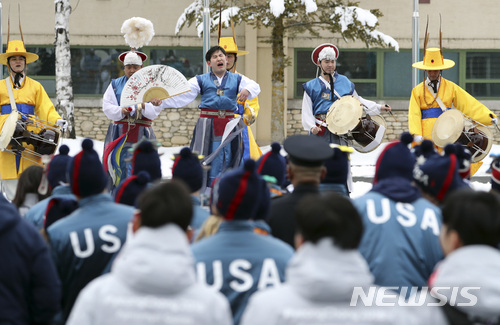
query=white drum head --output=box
[326,95,363,135]
[0,112,18,151]
[432,109,464,148]
[121,65,191,107]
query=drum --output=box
[456,125,493,163]
[351,114,387,153]
[0,111,61,161]
[432,109,493,162]
[431,109,464,147]
[326,95,363,135]
[326,96,386,153]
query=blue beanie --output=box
[454,144,472,180]
[490,158,500,193]
[256,142,286,186]
[132,140,162,181]
[322,146,350,185]
[47,145,71,189]
[172,147,203,193]
[413,145,468,202]
[412,140,439,166]
[214,159,266,220]
[115,171,151,207]
[374,132,415,184]
[69,139,108,198]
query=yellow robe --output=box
[408,78,496,141]
[0,77,61,179]
[237,94,262,160]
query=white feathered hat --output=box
[119,17,155,66]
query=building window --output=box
[25,46,204,96]
[419,0,430,3]
[465,52,500,97]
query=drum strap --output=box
[5,78,18,113]
[426,83,447,112]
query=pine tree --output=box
[176,0,398,142]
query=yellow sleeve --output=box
[32,79,61,124]
[452,85,496,125]
[245,95,260,118]
[408,86,423,136]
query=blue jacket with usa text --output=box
[47,193,133,323]
[192,220,294,325]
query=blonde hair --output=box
[195,215,223,242]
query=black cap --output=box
[283,135,333,167]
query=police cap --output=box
[283,135,333,167]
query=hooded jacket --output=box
[241,239,420,325]
[418,245,500,323]
[0,195,61,324]
[67,224,232,325]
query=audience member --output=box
[319,144,352,196]
[172,147,210,233]
[67,181,232,325]
[267,134,333,247]
[411,139,438,166]
[354,132,443,299]
[241,193,416,324]
[490,156,500,197]
[47,139,134,323]
[413,144,469,205]
[192,159,294,325]
[12,165,48,217]
[0,194,61,324]
[25,145,76,230]
[419,190,500,323]
[256,142,287,198]
[114,171,151,206]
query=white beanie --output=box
[318,47,338,62]
[123,52,143,66]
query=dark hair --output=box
[294,193,363,249]
[12,165,48,208]
[137,180,193,230]
[441,189,500,248]
[205,46,226,62]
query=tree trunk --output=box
[270,17,286,143]
[54,0,75,138]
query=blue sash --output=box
[421,107,451,119]
[1,104,35,115]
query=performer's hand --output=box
[56,119,68,131]
[413,134,424,143]
[237,89,250,103]
[122,106,133,116]
[150,98,162,106]
[311,126,321,135]
[243,102,256,126]
[382,104,392,112]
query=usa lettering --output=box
[69,225,122,258]
[366,199,440,235]
[196,258,282,292]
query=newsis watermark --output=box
[350,286,480,307]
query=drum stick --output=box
[490,113,500,133]
[385,105,398,122]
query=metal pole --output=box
[202,0,211,73]
[412,0,419,88]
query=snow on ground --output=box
[62,137,496,199]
